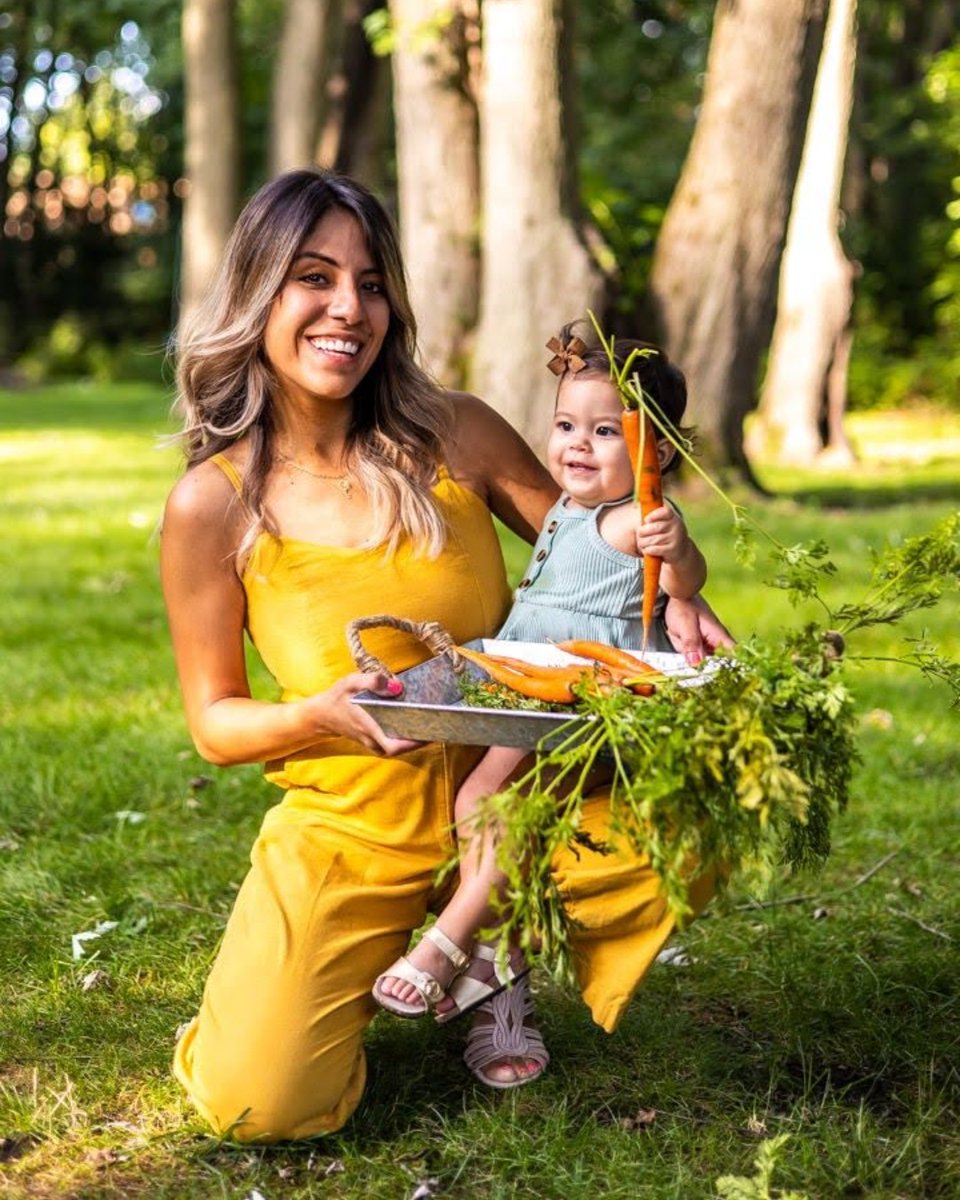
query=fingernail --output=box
[386,679,403,696]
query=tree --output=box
[471,0,607,449]
[646,0,828,475]
[751,0,860,467]
[269,0,344,177]
[179,0,241,330]
[317,0,392,189]
[390,0,481,385]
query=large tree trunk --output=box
[269,0,344,177]
[646,0,828,475]
[391,0,481,386]
[472,0,607,450]
[751,0,859,467]
[179,0,240,331]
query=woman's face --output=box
[263,207,391,408]
[547,375,635,508]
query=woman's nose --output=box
[328,278,363,323]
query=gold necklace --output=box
[276,453,354,497]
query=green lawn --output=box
[1,382,958,1199]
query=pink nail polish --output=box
[386,679,403,696]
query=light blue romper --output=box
[497,495,672,652]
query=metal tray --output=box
[352,640,704,751]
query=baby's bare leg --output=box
[377,746,529,1008]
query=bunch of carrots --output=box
[456,640,664,706]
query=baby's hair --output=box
[551,319,693,473]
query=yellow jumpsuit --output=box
[173,458,713,1141]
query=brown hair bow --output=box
[546,336,587,376]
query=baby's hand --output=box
[635,504,690,563]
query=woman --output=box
[162,168,727,1141]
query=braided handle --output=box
[345,615,464,677]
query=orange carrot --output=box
[555,640,663,677]
[621,406,663,650]
[455,646,578,703]
[484,654,615,686]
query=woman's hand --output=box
[303,672,422,756]
[664,594,734,666]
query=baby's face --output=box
[547,375,635,508]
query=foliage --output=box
[845,2,960,410]
[715,1135,810,1200]
[576,1,713,314]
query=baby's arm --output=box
[635,504,707,598]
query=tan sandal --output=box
[372,925,470,1018]
[463,973,549,1089]
[435,942,530,1025]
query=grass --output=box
[1,382,958,1199]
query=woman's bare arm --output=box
[445,393,559,544]
[160,462,408,765]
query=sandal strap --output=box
[441,944,529,1020]
[464,976,550,1074]
[381,956,447,1007]
[422,923,470,971]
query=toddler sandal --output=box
[463,974,550,1089]
[372,925,470,1019]
[435,941,530,1025]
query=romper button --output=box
[518,579,531,589]
[547,521,558,532]
[535,549,547,562]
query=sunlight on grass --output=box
[1,382,958,1198]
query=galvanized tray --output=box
[352,640,704,751]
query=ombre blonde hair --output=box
[174,169,453,559]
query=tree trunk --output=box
[318,0,392,191]
[472,0,607,450]
[751,0,859,467]
[646,0,828,475]
[390,0,481,386]
[179,0,240,331]
[269,0,344,177]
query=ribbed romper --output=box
[498,494,672,650]
[172,455,714,1143]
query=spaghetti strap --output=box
[210,452,244,496]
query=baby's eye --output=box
[556,420,574,432]
[596,425,619,437]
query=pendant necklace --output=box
[276,453,354,498]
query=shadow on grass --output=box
[771,475,960,509]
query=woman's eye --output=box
[362,279,386,294]
[299,271,329,286]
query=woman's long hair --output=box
[174,169,453,559]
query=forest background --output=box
[2,0,958,473]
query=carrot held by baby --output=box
[620,404,663,651]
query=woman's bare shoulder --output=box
[163,452,246,543]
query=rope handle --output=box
[345,615,465,677]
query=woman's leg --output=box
[174,807,433,1142]
[552,785,718,1034]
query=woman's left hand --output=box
[664,595,734,666]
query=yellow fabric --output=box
[173,454,712,1142]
